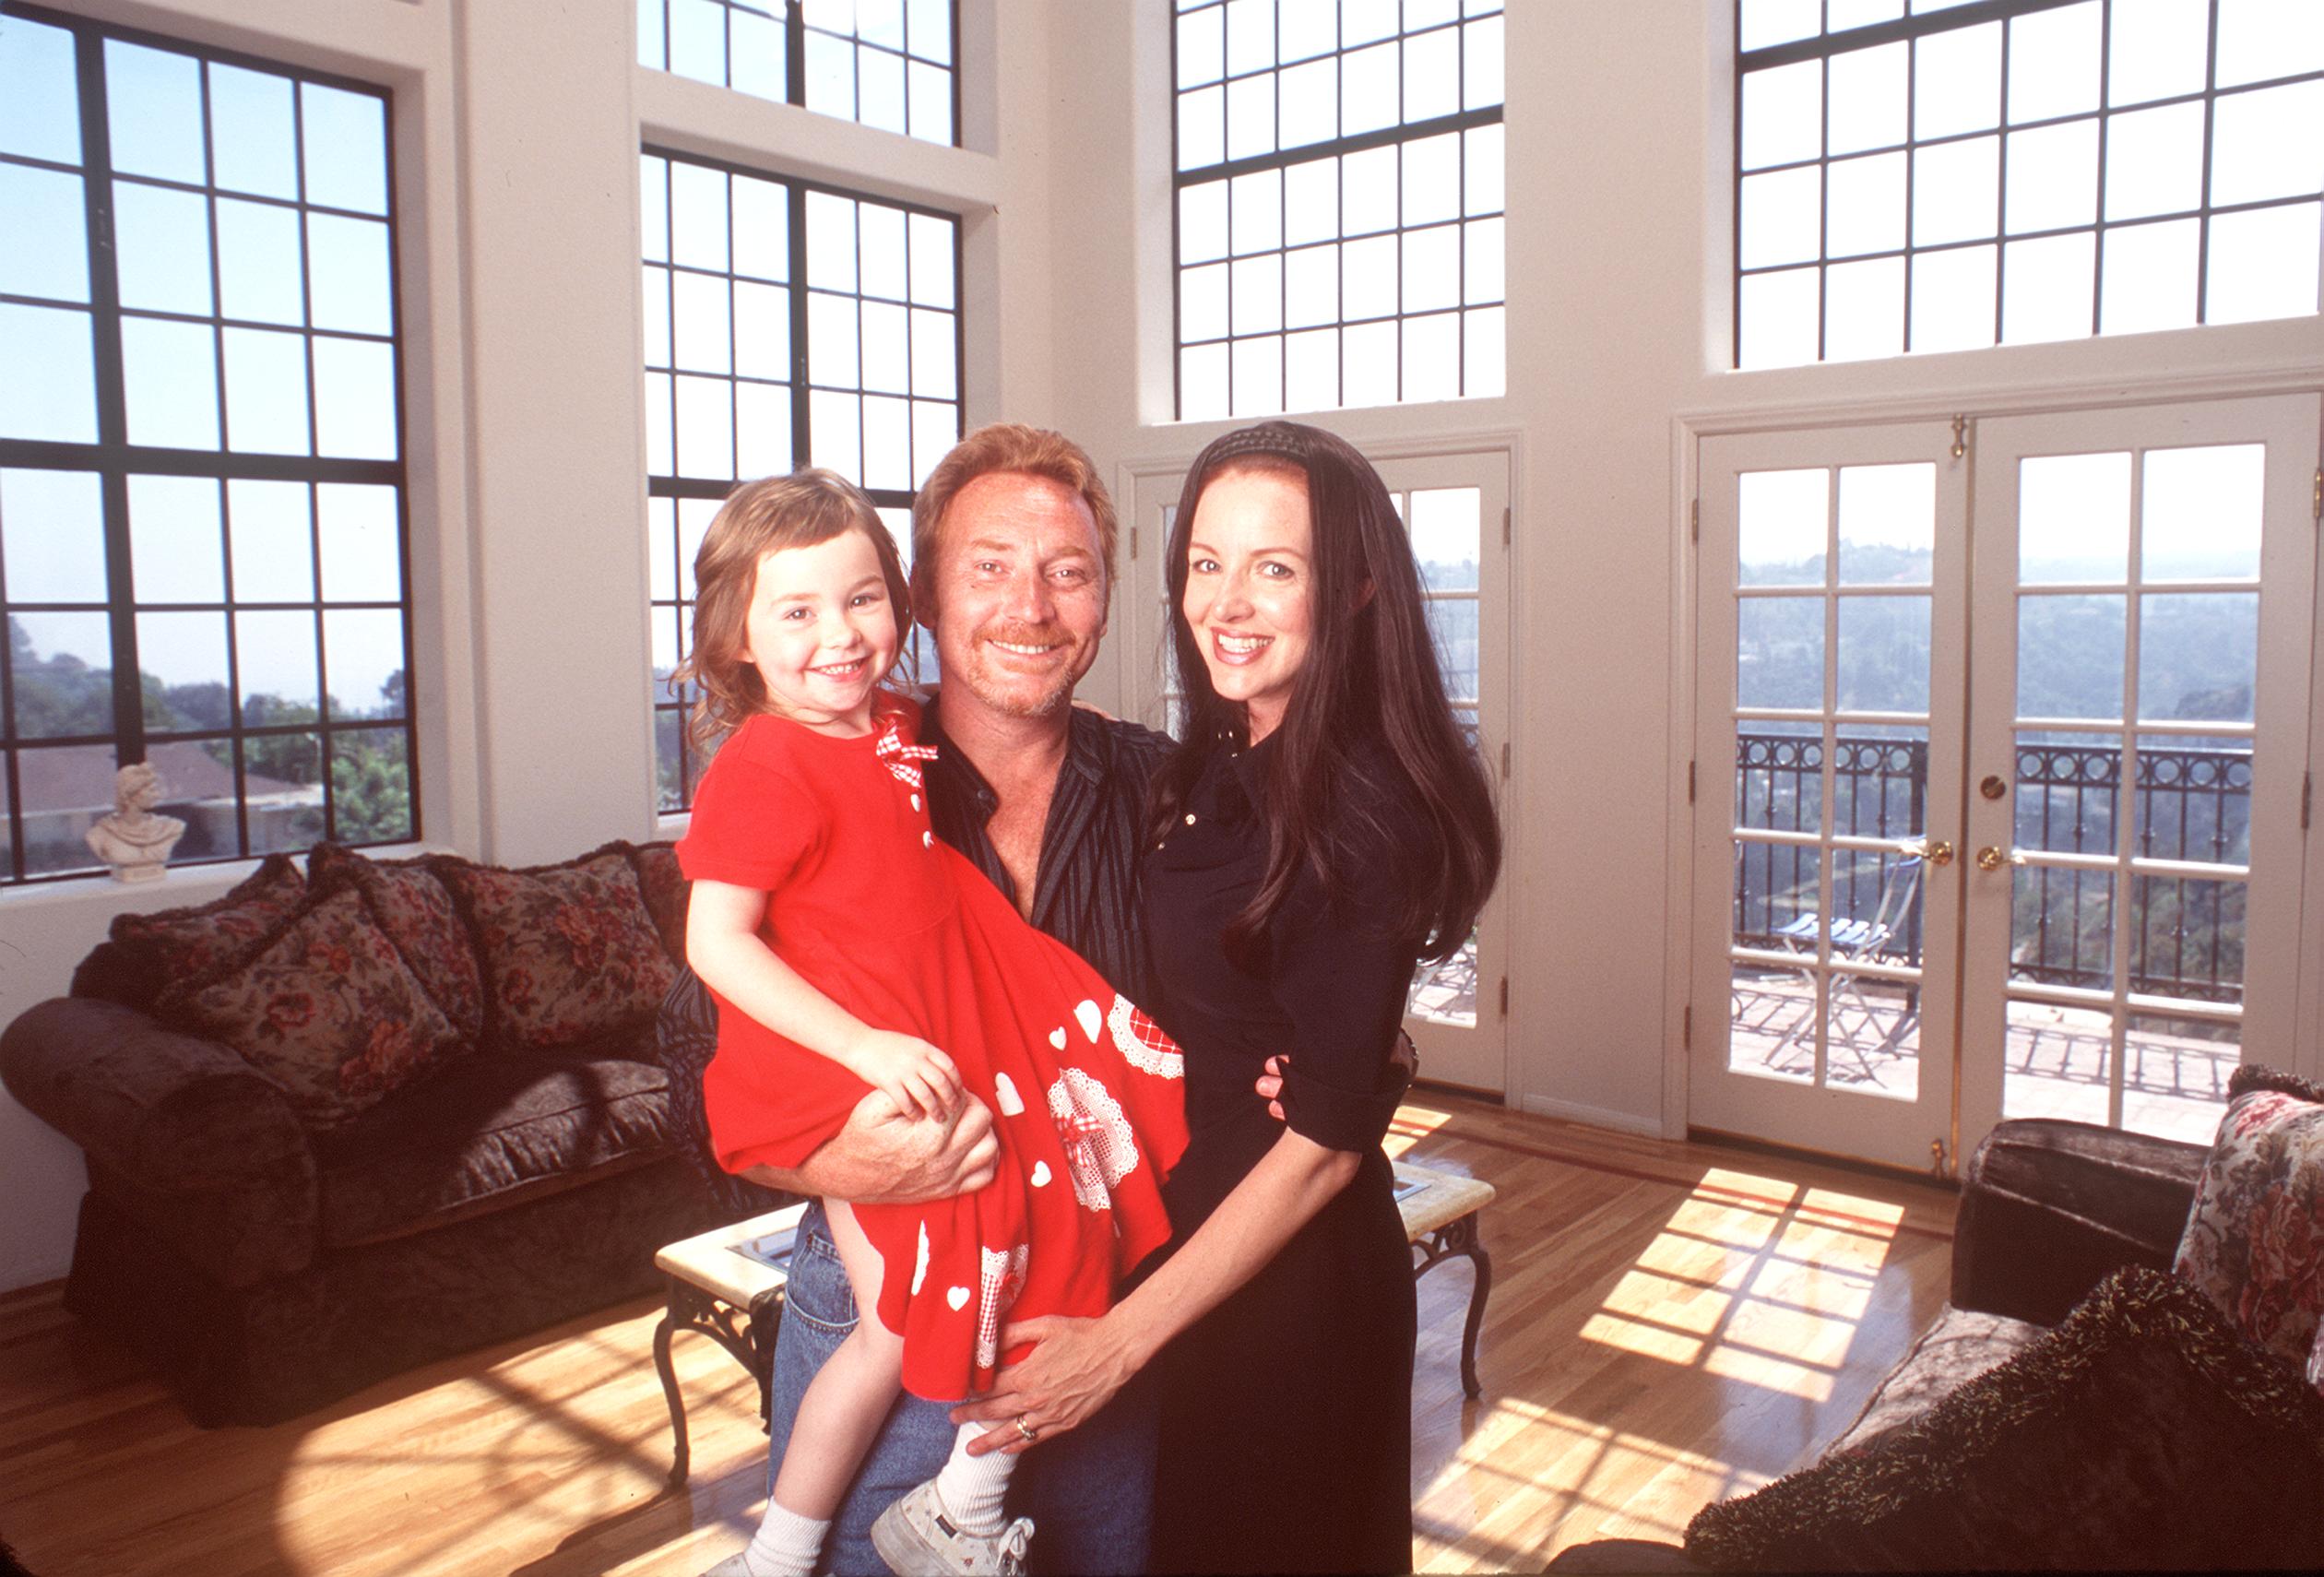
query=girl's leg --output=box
[770,1199,907,1516]
[737,1200,905,1577]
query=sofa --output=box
[1551,1070,2324,1571]
[1,839,731,1426]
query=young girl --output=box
[675,470,1188,1577]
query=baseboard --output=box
[1517,1092,1665,1136]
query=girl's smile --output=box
[742,529,900,736]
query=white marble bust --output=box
[87,762,188,883]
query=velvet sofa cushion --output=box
[437,842,676,1051]
[2175,1065,2324,1370]
[313,1039,679,1246]
[308,843,487,1040]
[1821,1306,2045,1457]
[1682,1266,2324,1572]
[73,854,308,1007]
[155,883,466,1129]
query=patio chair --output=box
[1771,853,1925,1080]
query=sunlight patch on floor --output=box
[1577,1170,1899,1405]
[1412,1395,1775,1572]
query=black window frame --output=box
[1733,0,2324,366]
[642,143,964,812]
[638,0,964,148]
[1168,0,1510,420]
[0,1,419,886]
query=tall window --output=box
[0,5,414,884]
[642,148,960,810]
[637,0,958,147]
[1735,0,2324,368]
[1171,0,1507,420]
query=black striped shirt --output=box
[920,702,1173,1004]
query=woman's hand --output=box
[842,1029,963,1121]
[948,1312,1146,1456]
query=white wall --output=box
[0,0,1058,1292]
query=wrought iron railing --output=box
[1732,733,2250,1002]
[1733,733,1927,965]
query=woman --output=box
[955,421,1500,1573]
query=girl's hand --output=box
[844,1029,964,1121]
[948,1313,1144,1456]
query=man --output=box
[710,423,1173,1577]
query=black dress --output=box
[1141,734,1422,1576]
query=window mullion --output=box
[72,21,146,759]
[788,180,811,474]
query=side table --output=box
[652,1202,807,1488]
[1393,1160,1498,1400]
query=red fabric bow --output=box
[874,716,939,789]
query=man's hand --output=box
[741,1085,998,1205]
[1253,1032,1418,1121]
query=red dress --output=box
[678,697,1189,1402]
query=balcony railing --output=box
[1733,732,2250,1003]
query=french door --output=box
[1693,421,1969,1170]
[1962,397,2318,1145]
[1126,448,1512,1094]
[1693,395,2319,1172]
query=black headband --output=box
[1191,420,1328,478]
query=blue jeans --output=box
[765,1202,1157,1576]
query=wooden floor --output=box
[0,1096,1958,1576]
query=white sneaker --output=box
[697,1555,755,1577]
[869,1480,1034,1577]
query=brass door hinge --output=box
[1930,1138,1953,1180]
[1130,526,1138,560]
[1500,741,1511,777]
[1682,1002,1692,1049]
[2304,770,2313,831]
[1688,759,1696,804]
[1499,977,1510,1017]
[2312,466,2321,521]
[1951,415,1968,460]
[1690,498,1700,543]
[1502,505,1512,547]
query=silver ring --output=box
[1014,1415,1038,1443]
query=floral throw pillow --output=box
[308,844,486,1041]
[2174,1080,2324,1370]
[156,885,464,1129]
[101,854,308,994]
[439,846,675,1051]
[628,841,689,964]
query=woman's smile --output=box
[1181,465,1314,744]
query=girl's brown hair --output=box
[672,468,914,750]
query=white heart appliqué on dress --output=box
[1048,1026,1067,1051]
[993,1072,1025,1116]
[1074,999,1102,1043]
[1030,1160,1051,1188]
[946,1285,970,1311]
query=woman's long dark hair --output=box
[1144,421,1500,963]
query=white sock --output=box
[742,1499,829,1577]
[932,1422,1017,1536]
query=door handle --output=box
[1975,845,2023,872]
[1906,838,1954,867]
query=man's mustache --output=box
[980,621,1069,646]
